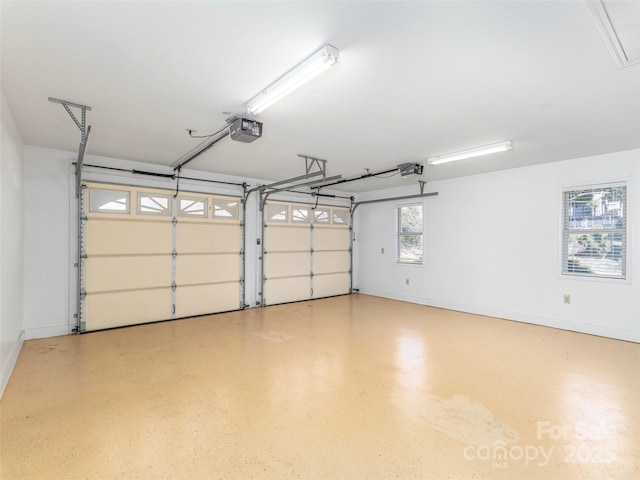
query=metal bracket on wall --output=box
[48,97,92,198]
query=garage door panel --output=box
[85,256,171,292]
[265,277,311,305]
[265,226,311,251]
[176,254,240,285]
[87,220,171,255]
[313,273,350,298]
[85,288,172,330]
[314,228,351,251]
[265,252,311,278]
[84,184,243,331]
[313,251,350,275]
[175,283,240,318]
[177,223,241,253]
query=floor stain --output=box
[249,329,291,343]
[424,393,520,446]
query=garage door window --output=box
[292,207,311,223]
[313,208,330,224]
[90,189,129,213]
[178,196,207,217]
[138,193,171,216]
[332,209,350,225]
[266,204,288,222]
[213,199,239,219]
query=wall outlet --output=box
[563,294,571,304]
[405,278,410,285]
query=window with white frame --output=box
[178,196,207,217]
[562,183,627,279]
[313,208,330,224]
[265,204,288,222]
[213,199,240,219]
[397,204,423,264]
[291,206,311,223]
[138,192,171,216]
[332,209,350,225]
[90,189,129,213]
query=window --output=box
[562,183,627,279]
[90,189,129,213]
[213,199,239,219]
[291,206,311,223]
[266,204,288,222]
[138,193,171,216]
[332,209,350,225]
[178,196,207,217]
[397,204,423,264]
[313,208,330,224]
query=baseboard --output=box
[24,323,71,340]
[0,330,25,399]
[358,288,640,343]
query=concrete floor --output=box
[1,294,638,479]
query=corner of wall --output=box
[0,330,24,399]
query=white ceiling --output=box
[2,1,639,192]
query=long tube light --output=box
[246,44,339,115]
[427,140,513,165]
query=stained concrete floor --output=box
[1,294,638,479]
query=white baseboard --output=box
[0,330,25,399]
[358,288,639,343]
[24,323,71,340]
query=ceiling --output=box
[2,1,639,192]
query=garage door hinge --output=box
[172,217,178,225]
[80,288,86,299]
[172,249,177,259]
[80,215,88,222]
[171,282,177,291]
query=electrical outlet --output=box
[405,278,410,285]
[563,294,570,304]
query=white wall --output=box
[354,149,640,343]
[1,88,25,397]
[22,147,73,339]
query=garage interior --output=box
[1,1,639,479]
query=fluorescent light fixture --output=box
[246,44,339,115]
[427,140,513,165]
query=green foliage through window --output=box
[562,184,626,279]
[398,204,423,263]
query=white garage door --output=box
[174,194,242,318]
[83,183,241,331]
[262,202,350,306]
